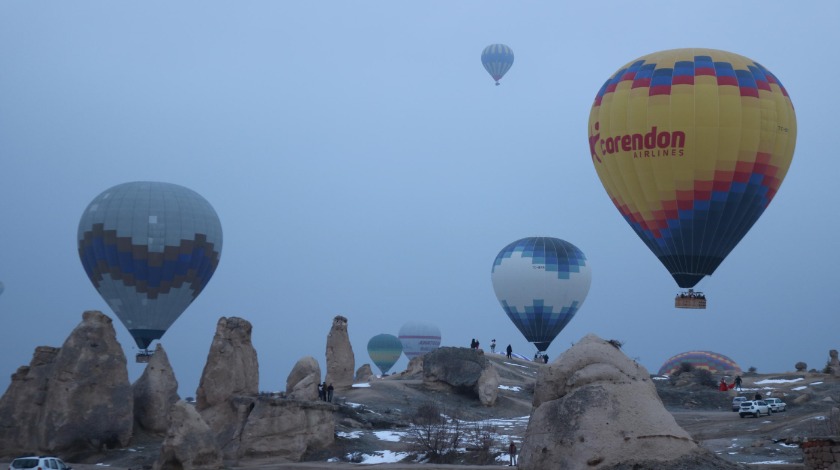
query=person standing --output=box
[506,344,513,359]
[318,382,325,401]
[471,338,476,349]
[327,383,334,403]
[321,382,328,401]
[735,375,743,391]
[490,339,496,354]
[508,441,517,466]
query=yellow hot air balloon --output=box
[588,48,796,308]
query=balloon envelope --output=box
[588,48,796,288]
[491,237,591,352]
[398,321,441,360]
[658,350,742,376]
[367,334,403,375]
[78,181,223,349]
[481,44,514,85]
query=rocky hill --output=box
[3,312,839,469]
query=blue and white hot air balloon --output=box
[491,237,591,352]
[481,44,514,85]
[78,181,223,355]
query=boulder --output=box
[285,356,321,401]
[133,343,180,434]
[324,315,354,389]
[154,401,223,470]
[40,311,133,453]
[355,364,373,383]
[520,334,736,470]
[236,396,335,462]
[422,347,498,405]
[195,317,259,455]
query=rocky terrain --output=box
[2,311,839,469]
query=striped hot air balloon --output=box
[78,181,223,352]
[588,48,796,298]
[481,44,514,85]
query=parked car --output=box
[731,396,747,411]
[764,397,787,412]
[9,456,71,470]
[739,400,771,418]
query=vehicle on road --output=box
[764,397,787,412]
[732,396,747,411]
[9,456,71,470]
[739,400,771,418]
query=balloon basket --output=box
[136,351,154,363]
[675,289,706,309]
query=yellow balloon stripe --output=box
[588,48,796,287]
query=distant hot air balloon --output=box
[588,48,796,307]
[491,237,591,352]
[658,351,742,376]
[481,44,514,86]
[78,182,223,358]
[367,334,403,375]
[398,321,441,360]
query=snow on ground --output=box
[792,386,807,391]
[374,431,403,442]
[503,362,530,369]
[337,431,362,439]
[755,378,804,385]
[352,383,371,388]
[751,461,790,465]
[498,385,521,391]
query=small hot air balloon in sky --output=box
[78,181,223,359]
[398,321,441,360]
[658,350,742,376]
[481,44,514,86]
[367,334,403,375]
[588,48,796,307]
[491,237,591,352]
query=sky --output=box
[1,2,838,398]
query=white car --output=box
[9,456,72,470]
[739,400,771,418]
[764,397,787,412]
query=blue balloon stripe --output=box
[79,224,221,300]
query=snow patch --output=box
[352,383,371,388]
[374,430,404,442]
[498,385,521,391]
[755,378,803,385]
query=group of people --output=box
[317,382,334,402]
[471,338,514,358]
[718,375,744,392]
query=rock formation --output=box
[237,397,335,462]
[0,346,60,454]
[133,343,180,434]
[355,364,373,383]
[0,311,133,456]
[829,349,840,377]
[286,356,321,401]
[324,315,354,389]
[195,317,259,455]
[520,334,738,470]
[422,347,499,406]
[154,401,223,470]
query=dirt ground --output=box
[5,355,837,469]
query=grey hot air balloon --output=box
[78,182,223,358]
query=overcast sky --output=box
[1,2,837,397]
